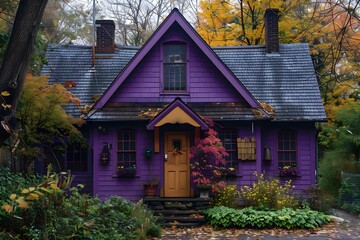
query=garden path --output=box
[155,209,360,239]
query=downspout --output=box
[315,122,322,183]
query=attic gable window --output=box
[163,43,186,91]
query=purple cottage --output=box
[41,9,326,201]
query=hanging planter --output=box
[144,148,153,160]
[99,144,111,165]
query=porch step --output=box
[144,197,211,228]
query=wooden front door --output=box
[164,132,190,197]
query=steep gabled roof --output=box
[42,14,326,122]
[93,8,260,109]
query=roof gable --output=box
[94,8,260,109]
[147,98,209,130]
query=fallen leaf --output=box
[1,91,10,96]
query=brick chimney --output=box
[264,8,279,53]
[95,20,115,53]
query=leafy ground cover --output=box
[204,206,331,229]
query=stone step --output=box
[144,197,211,202]
[155,209,204,216]
[161,216,206,223]
[144,197,211,228]
[161,222,204,228]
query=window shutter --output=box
[237,137,256,160]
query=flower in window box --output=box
[117,165,136,178]
[223,167,237,180]
[278,165,298,177]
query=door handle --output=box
[164,154,168,161]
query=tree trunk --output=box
[0,0,48,146]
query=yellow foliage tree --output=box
[7,74,84,172]
[196,0,311,46]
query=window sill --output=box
[160,92,190,97]
[276,174,302,178]
[224,175,242,181]
[112,175,140,179]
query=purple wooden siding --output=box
[214,122,317,194]
[111,27,243,103]
[94,124,155,201]
[261,122,317,193]
[90,121,317,200]
[92,122,162,201]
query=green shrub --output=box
[212,184,240,208]
[301,185,334,213]
[0,167,41,201]
[239,172,298,210]
[132,199,162,239]
[204,206,331,229]
[0,168,161,240]
[338,178,360,216]
[318,153,360,197]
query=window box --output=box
[223,167,238,180]
[278,166,299,177]
[117,165,136,178]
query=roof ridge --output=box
[212,43,309,50]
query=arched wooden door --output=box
[164,132,190,197]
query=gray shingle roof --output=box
[87,102,260,121]
[213,44,326,121]
[42,43,326,122]
[42,44,139,117]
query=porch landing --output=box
[143,197,211,228]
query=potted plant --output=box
[144,177,159,196]
[190,122,228,196]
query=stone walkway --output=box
[156,209,360,239]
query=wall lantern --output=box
[100,143,111,164]
[264,146,272,161]
[144,148,153,160]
